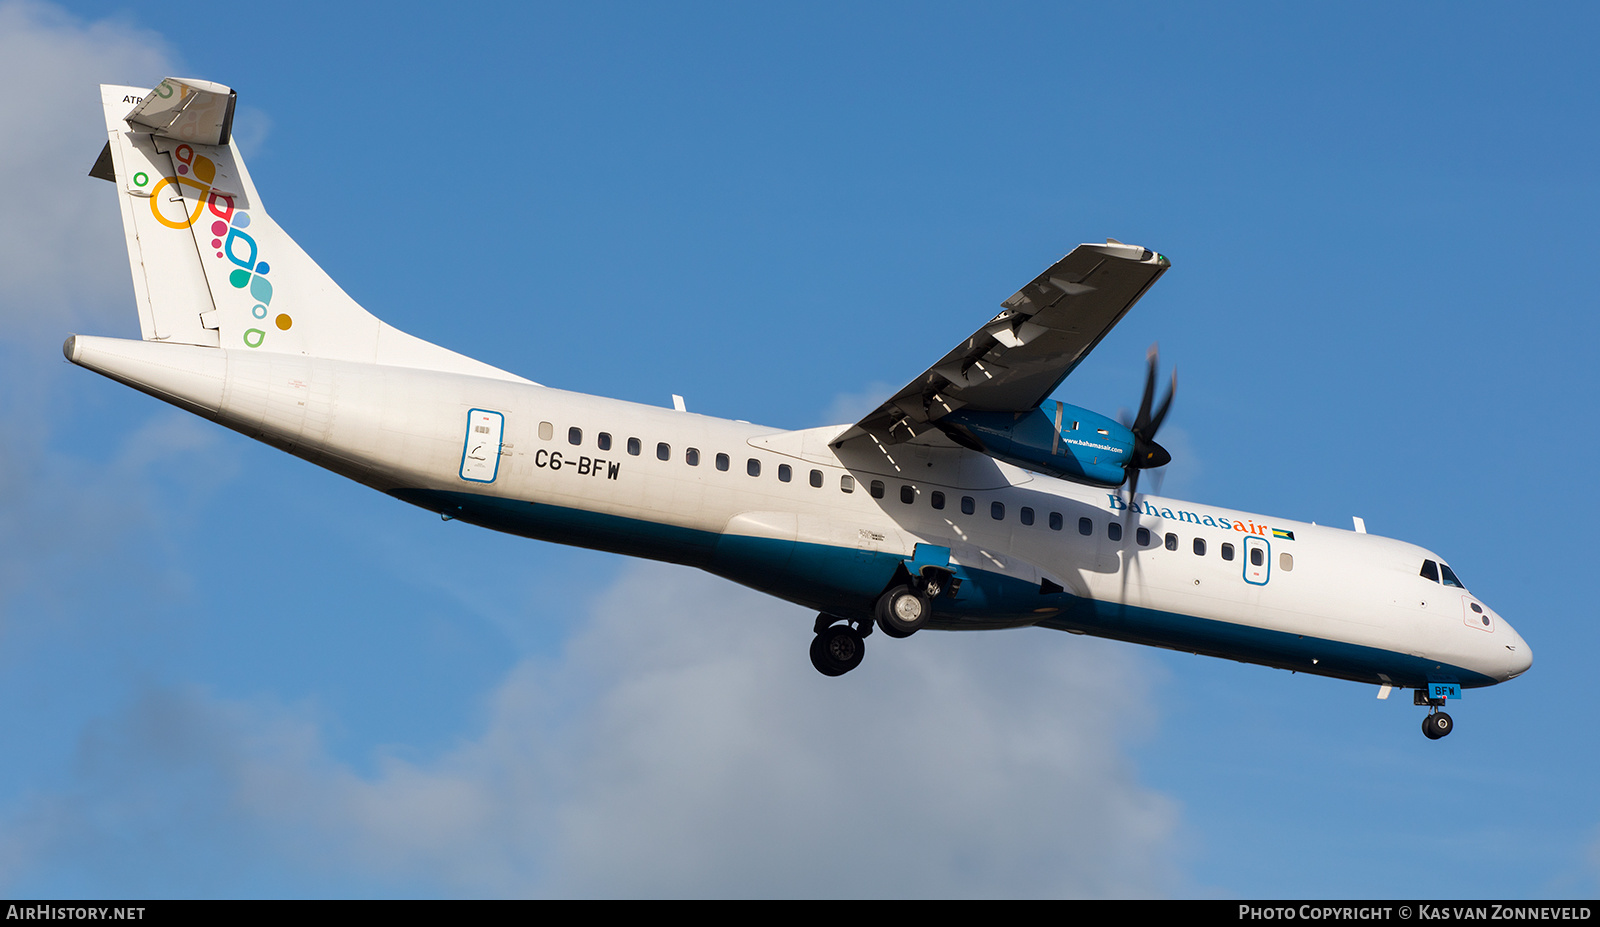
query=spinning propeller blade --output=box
[1120,344,1175,509]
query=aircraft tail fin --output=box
[93,79,528,382]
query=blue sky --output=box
[1,0,1597,897]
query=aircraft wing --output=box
[835,240,1168,447]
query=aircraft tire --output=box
[877,621,915,640]
[811,625,864,676]
[1422,715,1439,739]
[809,636,839,676]
[876,585,930,637]
[1432,711,1453,738]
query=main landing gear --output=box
[875,584,932,638]
[1415,689,1455,740]
[809,614,867,677]
[809,573,950,676]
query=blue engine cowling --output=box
[937,402,1133,486]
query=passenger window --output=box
[779,464,792,483]
[1251,547,1265,567]
[810,469,823,488]
[1137,527,1151,547]
[870,480,885,499]
[1078,517,1093,536]
[961,496,975,515]
[627,437,641,456]
[568,426,582,446]
[538,421,553,441]
[931,491,945,510]
[1193,538,1206,556]
[686,448,700,466]
[1020,507,1034,526]
[991,501,1005,520]
[598,432,612,451]
[1049,512,1062,531]
[1420,560,1439,583]
[657,442,670,461]
[716,453,730,471]
[1222,543,1235,561]
[900,485,914,504]
[1108,522,1122,542]
[747,458,761,477]
[1165,533,1178,551]
[1280,552,1294,572]
[1440,563,1463,588]
[840,475,854,493]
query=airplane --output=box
[71,78,1531,741]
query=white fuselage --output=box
[68,335,1533,693]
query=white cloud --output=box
[3,562,1181,897]
[0,3,213,627]
[818,381,895,427]
[1587,825,1600,889]
[0,0,174,335]
[544,567,1179,898]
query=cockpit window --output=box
[1420,560,1439,583]
[1439,563,1464,588]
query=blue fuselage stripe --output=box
[391,487,1495,689]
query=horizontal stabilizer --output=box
[124,78,236,146]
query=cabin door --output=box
[460,409,504,483]
[1243,536,1270,585]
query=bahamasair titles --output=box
[72,78,1530,740]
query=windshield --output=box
[1439,563,1465,588]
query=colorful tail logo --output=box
[135,143,290,348]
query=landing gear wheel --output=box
[1422,711,1454,740]
[875,584,931,637]
[877,619,915,640]
[810,624,865,676]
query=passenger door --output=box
[1243,535,1270,585]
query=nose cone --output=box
[1493,619,1533,682]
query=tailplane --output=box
[92,78,527,382]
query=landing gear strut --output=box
[810,614,867,676]
[1415,689,1455,740]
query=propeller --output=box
[1116,345,1175,609]
[1119,344,1175,509]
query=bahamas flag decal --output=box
[1272,528,1295,541]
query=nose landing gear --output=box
[1414,689,1456,740]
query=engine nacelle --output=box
[937,402,1133,486]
